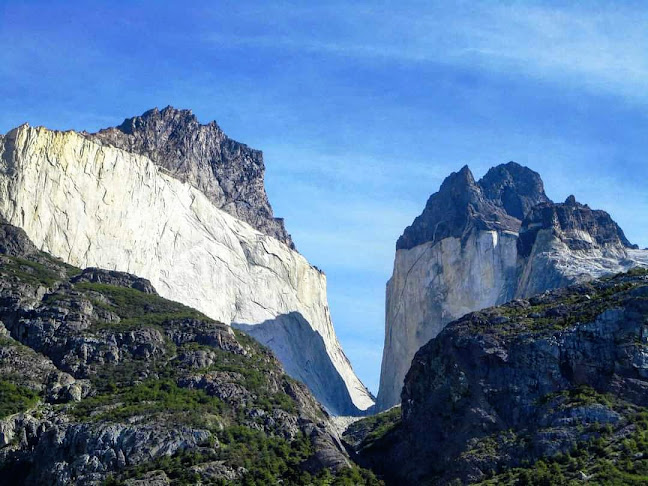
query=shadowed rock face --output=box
[356,270,648,484]
[234,312,372,415]
[377,162,646,412]
[91,106,293,248]
[396,162,548,251]
[479,161,551,220]
[0,216,37,257]
[396,165,521,251]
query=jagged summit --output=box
[91,106,294,248]
[518,194,637,257]
[479,161,550,219]
[396,162,547,250]
[564,194,578,205]
[378,161,647,412]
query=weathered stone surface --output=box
[0,216,37,257]
[90,106,293,247]
[0,123,373,415]
[377,163,648,411]
[396,165,521,251]
[0,225,356,484]
[362,270,648,484]
[71,268,157,294]
[479,161,551,220]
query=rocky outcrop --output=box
[0,122,373,415]
[516,196,641,298]
[90,106,293,247]
[377,162,647,411]
[0,225,376,484]
[358,268,648,484]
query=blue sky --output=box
[2,1,648,393]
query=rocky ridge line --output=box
[90,106,294,247]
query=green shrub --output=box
[71,379,224,424]
[0,380,40,418]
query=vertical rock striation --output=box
[376,162,648,411]
[0,120,374,415]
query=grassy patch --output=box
[71,379,224,424]
[0,256,61,286]
[344,406,402,450]
[476,277,647,336]
[0,380,40,418]
[74,282,208,324]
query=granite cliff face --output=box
[0,119,373,416]
[91,106,293,247]
[354,268,648,484]
[377,162,647,411]
[0,219,382,485]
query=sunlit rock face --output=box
[0,121,374,415]
[376,162,647,412]
[91,106,294,247]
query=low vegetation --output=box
[344,406,401,451]
[477,409,648,485]
[0,380,40,418]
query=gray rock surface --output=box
[71,268,157,294]
[377,163,648,411]
[360,269,648,483]
[0,222,358,484]
[90,106,293,247]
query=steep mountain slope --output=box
[0,117,373,415]
[376,162,647,411]
[352,268,648,484]
[0,217,381,485]
[91,106,293,247]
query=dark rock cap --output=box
[518,196,637,256]
[479,161,551,220]
[397,161,637,253]
[90,107,294,248]
[397,162,548,250]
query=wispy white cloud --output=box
[204,2,648,103]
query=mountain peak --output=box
[91,108,293,248]
[564,194,578,205]
[115,106,215,136]
[396,164,519,250]
[436,165,477,196]
[478,161,551,220]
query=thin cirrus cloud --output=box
[204,2,648,102]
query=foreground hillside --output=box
[0,217,380,485]
[348,267,648,484]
